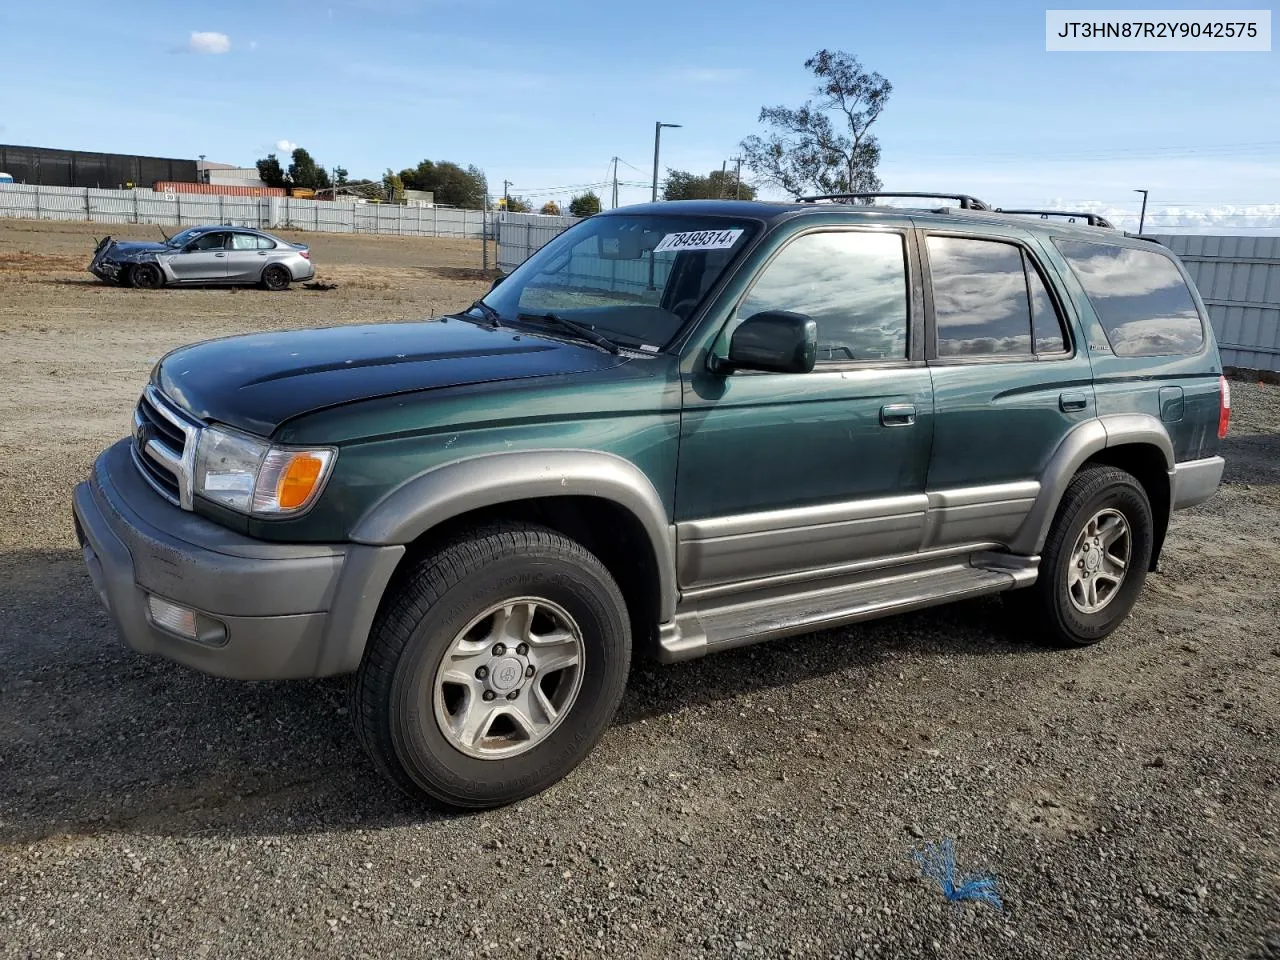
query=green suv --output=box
[72,193,1230,809]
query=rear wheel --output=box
[261,264,291,291]
[1021,465,1153,647]
[349,523,632,809]
[130,263,164,289]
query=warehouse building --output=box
[0,144,198,189]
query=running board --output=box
[656,557,1037,663]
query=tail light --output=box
[298,249,310,259]
[1218,375,1231,439]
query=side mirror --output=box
[721,310,818,374]
[489,274,505,291]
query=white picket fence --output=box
[0,182,489,239]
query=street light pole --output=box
[1134,188,1149,234]
[651,122,681,202]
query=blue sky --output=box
[1,0,1278,230]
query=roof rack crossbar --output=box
[797,191,993,211]
[995,208,1116,229]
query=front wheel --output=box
[1021,464,1154,647]
[349,524,632,809]
[261,264,291,291]
[130,262,164,289]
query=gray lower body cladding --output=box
[72,440,403,680]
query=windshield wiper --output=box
[517,312,622,354]
[463,299,502,328]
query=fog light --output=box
[147,596,199,639]
[146,595,228,646]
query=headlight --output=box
[194,426,336,516]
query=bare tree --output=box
[740,49,892,200]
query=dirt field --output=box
[1,217,1277,959]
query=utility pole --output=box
[610,157,619,209]
[718,160,727,199]
[1134,188,1149,234]
[651,122,681,202]
[730,156,744,199]
[503,179,512,212]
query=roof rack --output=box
[798,191,993,211]
[995,209,1116,229]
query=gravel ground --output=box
[1,220,1277,959]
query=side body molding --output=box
[1010,414,1174,556]
[349,449,679,621]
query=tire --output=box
[261,264,291,291]
[1020,464,1154,648]
[349,523,632,809]
[130,262,164,289]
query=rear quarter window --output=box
[1053,239,1205,357]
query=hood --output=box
[100,239,170,259]
[154,318,630,436]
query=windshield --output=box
[479,214,759,350]
[164,227,203,247]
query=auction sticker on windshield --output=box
[653,229,744,253]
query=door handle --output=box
[881,403,915,426]
[1059,392,1088,412]
[214,252,226,257]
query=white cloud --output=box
[1046,199,1280,233]
[275,139,298,153]
[189,31,231,54]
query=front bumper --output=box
[72,439,404,680]
[89,258,122,282]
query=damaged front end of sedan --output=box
[88,236,169,287]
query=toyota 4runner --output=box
[72,193,1229,809]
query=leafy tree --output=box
[287,147,332,190]
[398,159,488,208]
[540,201,562,215]
[332,166,349,187]
[739,48,891,200]
[256,153,287,188]
[382,169,404,203]
[663,168,758,201]
[502,195,532,213]
[568,191,602,217]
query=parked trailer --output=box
[153,180,287,198]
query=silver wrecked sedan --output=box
[89,225,316,291]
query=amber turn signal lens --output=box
[276,454,325,509]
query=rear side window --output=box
[1027,261,1068,354]
[926,236,1070,358]
[256,235,277,250]
[1054,239,1205,357]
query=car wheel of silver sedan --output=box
[261,264,291,291]
[131,263,164,289]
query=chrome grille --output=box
[131,386,200,509]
